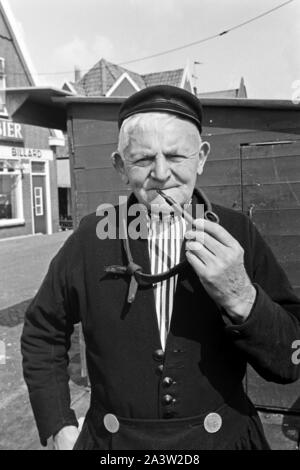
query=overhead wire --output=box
[2,0,296,77]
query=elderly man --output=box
[21,85,300,450]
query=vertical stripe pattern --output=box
[148,214,186,350]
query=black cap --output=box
[118,85,203,133]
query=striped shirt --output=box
[147,214,186,350]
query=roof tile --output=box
[142,69,184,87]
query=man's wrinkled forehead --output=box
[122,113,201,156]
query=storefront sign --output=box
[0,145,53,160]
[0,120,23,141]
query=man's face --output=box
[113,114,210,211]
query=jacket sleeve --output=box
[20,230,82,446]
[224,216,300,384]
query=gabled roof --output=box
[66,59,189,97]
[69,58,146,96]
[0,0,37,85]
[142,68,184,88]
[106,72,141,97]
[64,81,85,95]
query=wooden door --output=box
[32,174,47,234]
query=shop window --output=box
[0,160,24,225]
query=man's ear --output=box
[197,141,210,175]
[111,151,129,184]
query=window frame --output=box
[0,160,25,227]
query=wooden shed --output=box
[6,88,300,449]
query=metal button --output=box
[162,394,174,405]
[204,413,222,433]
[162,377,174,387]
[103,413,120,433]
[153,349,164,361]
[156,364,164,374]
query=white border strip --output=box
[106,72,140,97]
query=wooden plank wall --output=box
[202,131,300,293]
[242,141,300,297]
[198,129,243,210]
[197,129,300,449]
[240,139,300,449]
[67,103,128,227]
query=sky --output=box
[7,0,300,99]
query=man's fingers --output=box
[186,250,206,274]
[185,240,215,265]
[185,230,226,257]
[189,218,238,248]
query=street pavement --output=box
[0,231,90,450]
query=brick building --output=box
[0,0,64,238]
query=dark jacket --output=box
[21,193,300,448]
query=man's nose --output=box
[151,155,171,182]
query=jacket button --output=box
[153,349,164,361]
[204,413,222,433]
[162,394,175,405]
[162,377,174,387]
[103,413,120,433]
[156,364,164,375]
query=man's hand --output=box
[52,425,80,450]
[185,218,256,324]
